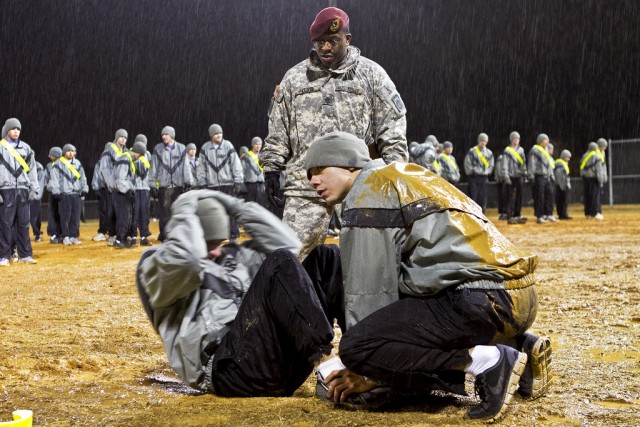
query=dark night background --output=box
[1,0,639,187]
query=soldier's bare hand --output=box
[324,369,377,402]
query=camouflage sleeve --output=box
[372,71,408,163]
[260,83,291,173]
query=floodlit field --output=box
[1,204,639,426]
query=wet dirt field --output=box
[1,204,639,426]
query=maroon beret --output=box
[310,7,349,41]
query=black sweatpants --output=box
[59,193,82,238]
[209,185,240,239]
[113,191,133,242]
[133,190,151,238]
[244,182,266,207]
[29,199,42,238]
[505,177,523,219]
[46,193,61,238]
[210,245,344,397]
[157,187,186,241]
[95,188,109,235]
[555,186,569,219]
[468,175,489,212]
[583,177,600,216]
[339,286,537,394]
[0,188,33,258]
[533,175,554,218]
[496,182,506,215]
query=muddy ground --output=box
[1,204,639,426]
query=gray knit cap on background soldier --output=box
[438,141,460,184]
[409,135,441,175]
[259,6,408,260]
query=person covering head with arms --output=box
[259,6,408,260]
[306,131,551,423]
[136,189,345,398]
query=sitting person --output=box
[136,189,345,397]
[306,132,551,423]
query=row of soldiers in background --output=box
[409,132,609,224]
[89,124,276,247]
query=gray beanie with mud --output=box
[196,197,230,241]
[305,131,372,179]
[161,126,176,139]
[209,124,223,138]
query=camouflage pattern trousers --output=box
[283,196,333,261]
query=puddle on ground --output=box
[141,374,205,396]
[595,400,640,409]
[587,349,640,363]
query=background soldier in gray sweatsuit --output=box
[502,131,528,224]
[527,134,557,223]
[409,135,440,174]
[554,150,572,220]
[196,124,244,241]
[150,126,192,242]
[260,6,408,260]
[130,139,153,246]
[48,144,88,245]
[580,141,607,219]
[30,161,45,242]
[44,146,63,243]
[240,137,266,207]
[0,118,40,265]
[464,132,494,213]
[438,141,460,184]
[99,130,129,244]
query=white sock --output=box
[317,356,347,380]
[464,345,501,377]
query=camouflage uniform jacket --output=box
[151,141,191,188]
[197,140,243,188]
[136,190,301,391]
[260,45,408,197]
[340,160,538,328]
[501,145,527,182]
[463,146,494,176]
[438,153,460,183]
[527,145,555,180]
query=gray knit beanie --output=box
[560,149,571,159]
[186,143,197,152]
[62,144,77,154]
[196,197,230,241]
[305,131,371,179]
[115,129,128,141]
[131,141,147,155]
[597,138,608,148]
[443,141,453,149]
[208,124,223,138]
[4,118,22,132]
[409,141,419,150]
[239,146,249,155]
[251,136,263,147]
[49,146,63,158]
[134,134,148,144]
[509,131,520,141]
[547,143,554,153]
[161,126,176,139]
[478,133,489,142]
[425,135,439,145]
[588,142,598,151]
[537,133,549,144]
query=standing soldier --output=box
[151,126,191,243]
[91,146,109,242]
[595,138,608,219]
[112,140,137,248]
[580,142,606,220]
[554,150,572,220]
[527,134,557,223]
[0,118,40,265]
[410,135,440,175]
[259,6,408,260]
[494,152,507,220]
[438,141,460,184]
[44,147,63,243]
[131,139,153,246]
[99,130,129,245]
[196,123,244,242]
[502,131,527,224]
[48,144,88,245]
[30,161,45,242]
[464,133,494,213]
[186,143,198,189]
[241,137,266,206]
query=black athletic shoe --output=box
[518,333,552,399]
[315,372,394,410]
[466,344,527,422]
[140,237,152,246]
[114,240,127,249]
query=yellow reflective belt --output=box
[474,146,490,168]
[59,157,81,179]
[248,150,263,172]
[506,146,523,165]
[533,144,554,167]
[122,151,136,175]
[440,153,458,170]
[138,155,150,169]
[111,143,122,156]
[597,151,605,163]
[555,158,570,174]
[433,159,441,172]
[580,151,597,170]
[0,138,30,173]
